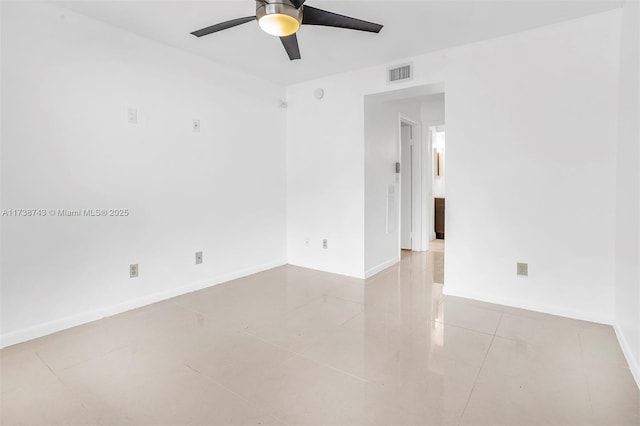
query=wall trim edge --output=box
[365,257,400,279]
[442,287,614,325]
[614,323,640,390]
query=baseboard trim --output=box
[0,258,288,349]
[365,257,400,279]
[286,260,365,279]
[614,323,640,390]
[442,287,614,325]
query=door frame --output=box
[400,121,413,251]
[398,114,425,254]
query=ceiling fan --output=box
[190,0,383,61]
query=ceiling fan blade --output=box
[280,34,301,60]
[190,16,256,37]
[291,0,306,8]
[302,6,383,33]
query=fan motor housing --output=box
[256,1,303,25]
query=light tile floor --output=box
[1,242,639,425]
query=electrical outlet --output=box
[193,119,200,133]
[127,108,137,124]
[517,262,528,277]
[130,263,139,278]
[195,251,203,265]
[322,239,329,250]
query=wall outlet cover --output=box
[130,263,139,278]
[517,262,528,277]
[195,251,203,264]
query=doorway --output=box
[363,84,445,278]
[430,126,446,240]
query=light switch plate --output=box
[195,251,203,264]
[128,108,137,124]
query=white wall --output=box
[444,10,619,324]
[614,1,640,386]
[421,96,446,128]
[287,10,621,324]
[285,76,368,278]
[1,1,287,346]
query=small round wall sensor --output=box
[314,88,325,100]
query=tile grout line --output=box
[52,343,131,374]
[576,330,595,408]
[172,292,328,336]
[290,350,372,384]
[286,310,373,384]
[458,312,504,425]
[331,295,366,307]
[170,300,211,318]
[34,350,59,379]
[242,309,372,384]
[34,351,95,416]
[432,319,497,338]
[182,363,288,425]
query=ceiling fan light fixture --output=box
[256,1,303,37]
[259,13,300,37]
[190,0,384,61]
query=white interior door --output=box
[401,123,412,250]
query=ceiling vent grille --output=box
[387,63,413,84]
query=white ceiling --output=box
[55,0,621,85]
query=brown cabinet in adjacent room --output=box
[435,198,445,239]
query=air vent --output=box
[387,63,413,84]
